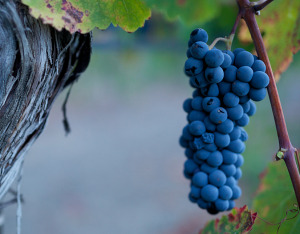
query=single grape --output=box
[223,92,239,107]
[197,198,209,209]
[179,136,189,148]
[226,104,244,121]
[239,95,250,104]
[202,97,221,112]
[201,83,220,97]
[189,121,206,136]
[193,72,210,88]
[252,59,266,72]
[192,171,208,187]
[218,81,232,96]
[201,185,219,202]
[190,41,209,59]
[194,149,211,160]
[201,163,218,174]
[185,58,204,76]
[232,80,250,96]
[204,116,217,132]
[216,119,234,134]
[209,170,227,187]
[223,50,235,62]
[190,186,201,198]
[207,205,219,214]
[235,51,254,67]
[220,164,237,177]
[219,185,233,200]
[229,126,242,141]
[235,154,244,167]
[236,113,250,127]
[207,151,223,167]
[186,48,192,58]
[201,133,214,144]
[190,28,209,43]
[225,177,237,188]
[233,48,245,57]
[222,149,238,164]
[184,159,199,174]
[214,132,230,148]
[185,148,194,158]
[231,185,242,199]
[249,87,267,101]
[190,138,205,150]
[205,67,224,83]
[192,89,201,98]
[188,192,197,203]
[240,128,248,142]
[204,143,218,152]
[182,125,193,140]
[247,100,256,116]
[234,168,242,180]
[224,65,237,82]
[241,101,250,113]
[250,71,269,89]
[228,200,236,210]
[237,66,253,82]
[227,139,245,154]
[193,156,204,165]
[187,110,206,122]
[215,199,229,211]
[205,49,224,67]
[209,107,228,124]
[191,97,203,111]
[221,53,232,69]
[183,98,193,113]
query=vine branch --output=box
[236,0,300,206]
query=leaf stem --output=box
[236,0,300,206]
[253,0,274,11]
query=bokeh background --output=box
[3,12,300,234]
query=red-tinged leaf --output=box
[200,205,257,234]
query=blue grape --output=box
[201,83,219,97]
[232,80,250,96]
[239,95,250,104]
[223,92,239,107]
[188,110,206,122]
[202,97,221,112]
[232,186,242,199]
[250,71,269,89]
[191,186,201,198]
[201,185,219,202]
[216,119,234,134]
[237,66,253,82]
[224,65,237,82]
[219,185,233,200]
[185,148,194,158]
[201,163,218,174]
[210,107,228,124]
[220,164,237,177]
[227,139,245,154]
[221,53,232,69]
[184,159,199,174]
[190,41,209,59]
[188,39,193,48]
[188,193,198,203]
[204,143,218,152]
[249,88,267,101]
[247,100,256,116]
[190,28,208,43]
[186,48,192,58]
[229,126,241,141]
[191,138,205,150]
[225,177,237,188]
[185,58,204,76]
[253,55,258,61]
[209,170,227,187]
[235,51,254,67]
[207,151,223,167]
[223,50,235,62]
[227,104,244,121]
[201,133,214,144]
[218,81,231,96]
[197,198,209,209]
[183,98,192,113]
[205,67,224,83]
[252,59,266,72]
[179,136,189,148]
[236,113,250,127]
[193,72,209,88]
[234,168,242,180]
[235,154,244,167]
[192,171,208,187]
[192,89,201,98]
[241,101,250,113]
[189,121,206,136]
[233,48,245,57]
[214,132,230,148]
[215,199,229,211]
[193,156,204,165]
[222,149,237,164]
[205,49,224,67]
[240,128,248,142]
[194,149,210,160]
[182,125,193,140]
[191,97,203,111]
[207,205,219,215]
[228,200,236,210]
[204,116,216,132]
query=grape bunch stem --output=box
[235,0,300,206]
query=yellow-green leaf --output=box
[21,0,151,33]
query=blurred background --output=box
[3,11,300,234]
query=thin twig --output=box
[295,149,300,173]
[230,12,242,35]
[253,0,274,11]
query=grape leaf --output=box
[21,0,151,33]
[252,161,300,233]
[239,0,300,80]
[144,0,221,26]
[200,206,257,234]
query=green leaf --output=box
[21,0,151,33]
[252,161,299,233]
[239,0,300,80]
[145,0,221,26]
[200,206,257,234]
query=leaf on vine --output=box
[21,0,151,33]
[144,0,220,25]
[200,205,257,234]
[252,161,300,233]
[238,0,300,80]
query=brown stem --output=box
[236,0,300,206]
[253,0,274,11]
[230,12,242,35]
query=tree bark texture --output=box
[0,0,91,199]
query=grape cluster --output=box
[179,28,269,214]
